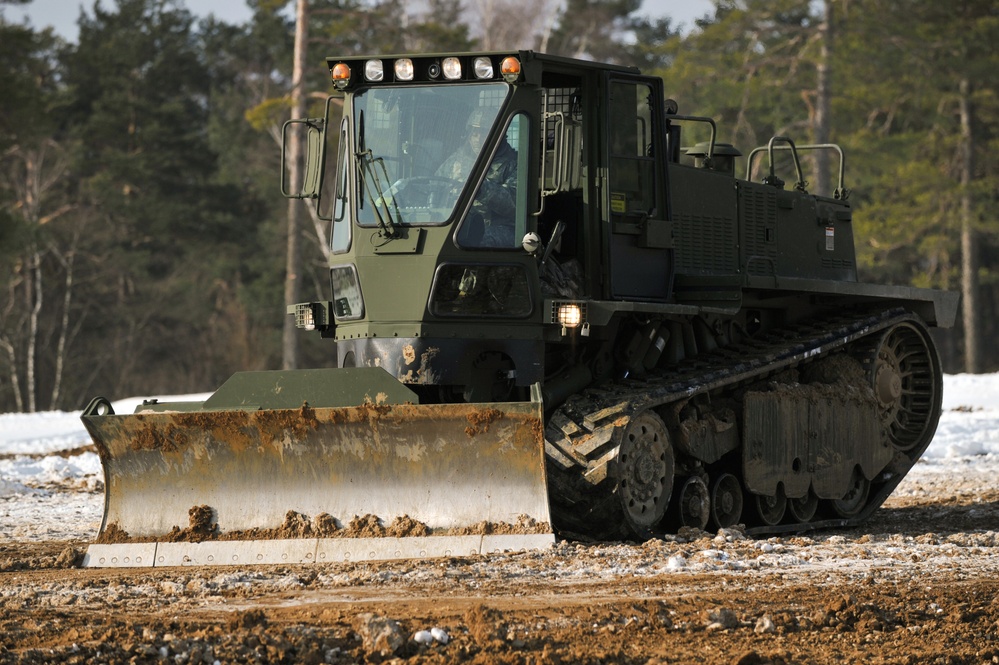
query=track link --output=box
[544,307,942,540]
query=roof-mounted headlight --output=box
[394,58,414,81]
[442,57,462,80]
[473,57,494,79]
[364,59,384,82]
[364,60,385,81]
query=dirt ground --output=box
[2,468,999,665]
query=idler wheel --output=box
[616,411,674,534]
[867,322,941,452]
[709,473,744,529]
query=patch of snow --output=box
[0,452,102,495]
[926,374,999,460]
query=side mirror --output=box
[281,118,327,199]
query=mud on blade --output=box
[81,368,552,566]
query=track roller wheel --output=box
[709,473,743,529]
[830,470,870,518]
[675,476,710,530]
[752,486,786,526]
[616,411,674,535]
[866,322,942,453]
[787,489,818,523]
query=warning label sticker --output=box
[611,192,627,214]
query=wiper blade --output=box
[356,149,399,238]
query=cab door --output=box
[604,77,673,301]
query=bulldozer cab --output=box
[288,52,677,313]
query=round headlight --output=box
[557,304,582,328]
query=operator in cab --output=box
[438,108,518,248]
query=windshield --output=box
[352,83,509,227]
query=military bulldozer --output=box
[82,51,957,568]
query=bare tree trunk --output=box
[49,231,79,409]
[2,140,72,411]
[537,0,558,52]
[282,0,309,371]
[959,77,980,373]
[1,337,24,413]
[474,0,496,50]
[813,0,833,198]
[26,248,42,412]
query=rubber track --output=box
[544,307,937,539]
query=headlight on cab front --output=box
[289,301,333,332]
[556,303,582,328]
[548,300,589,336]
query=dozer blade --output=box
[81,368,553,568]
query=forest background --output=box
[1,0,997,413]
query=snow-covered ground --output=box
[1,377,997,543]
[0,393,210,541]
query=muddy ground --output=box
[2,466,999,665]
